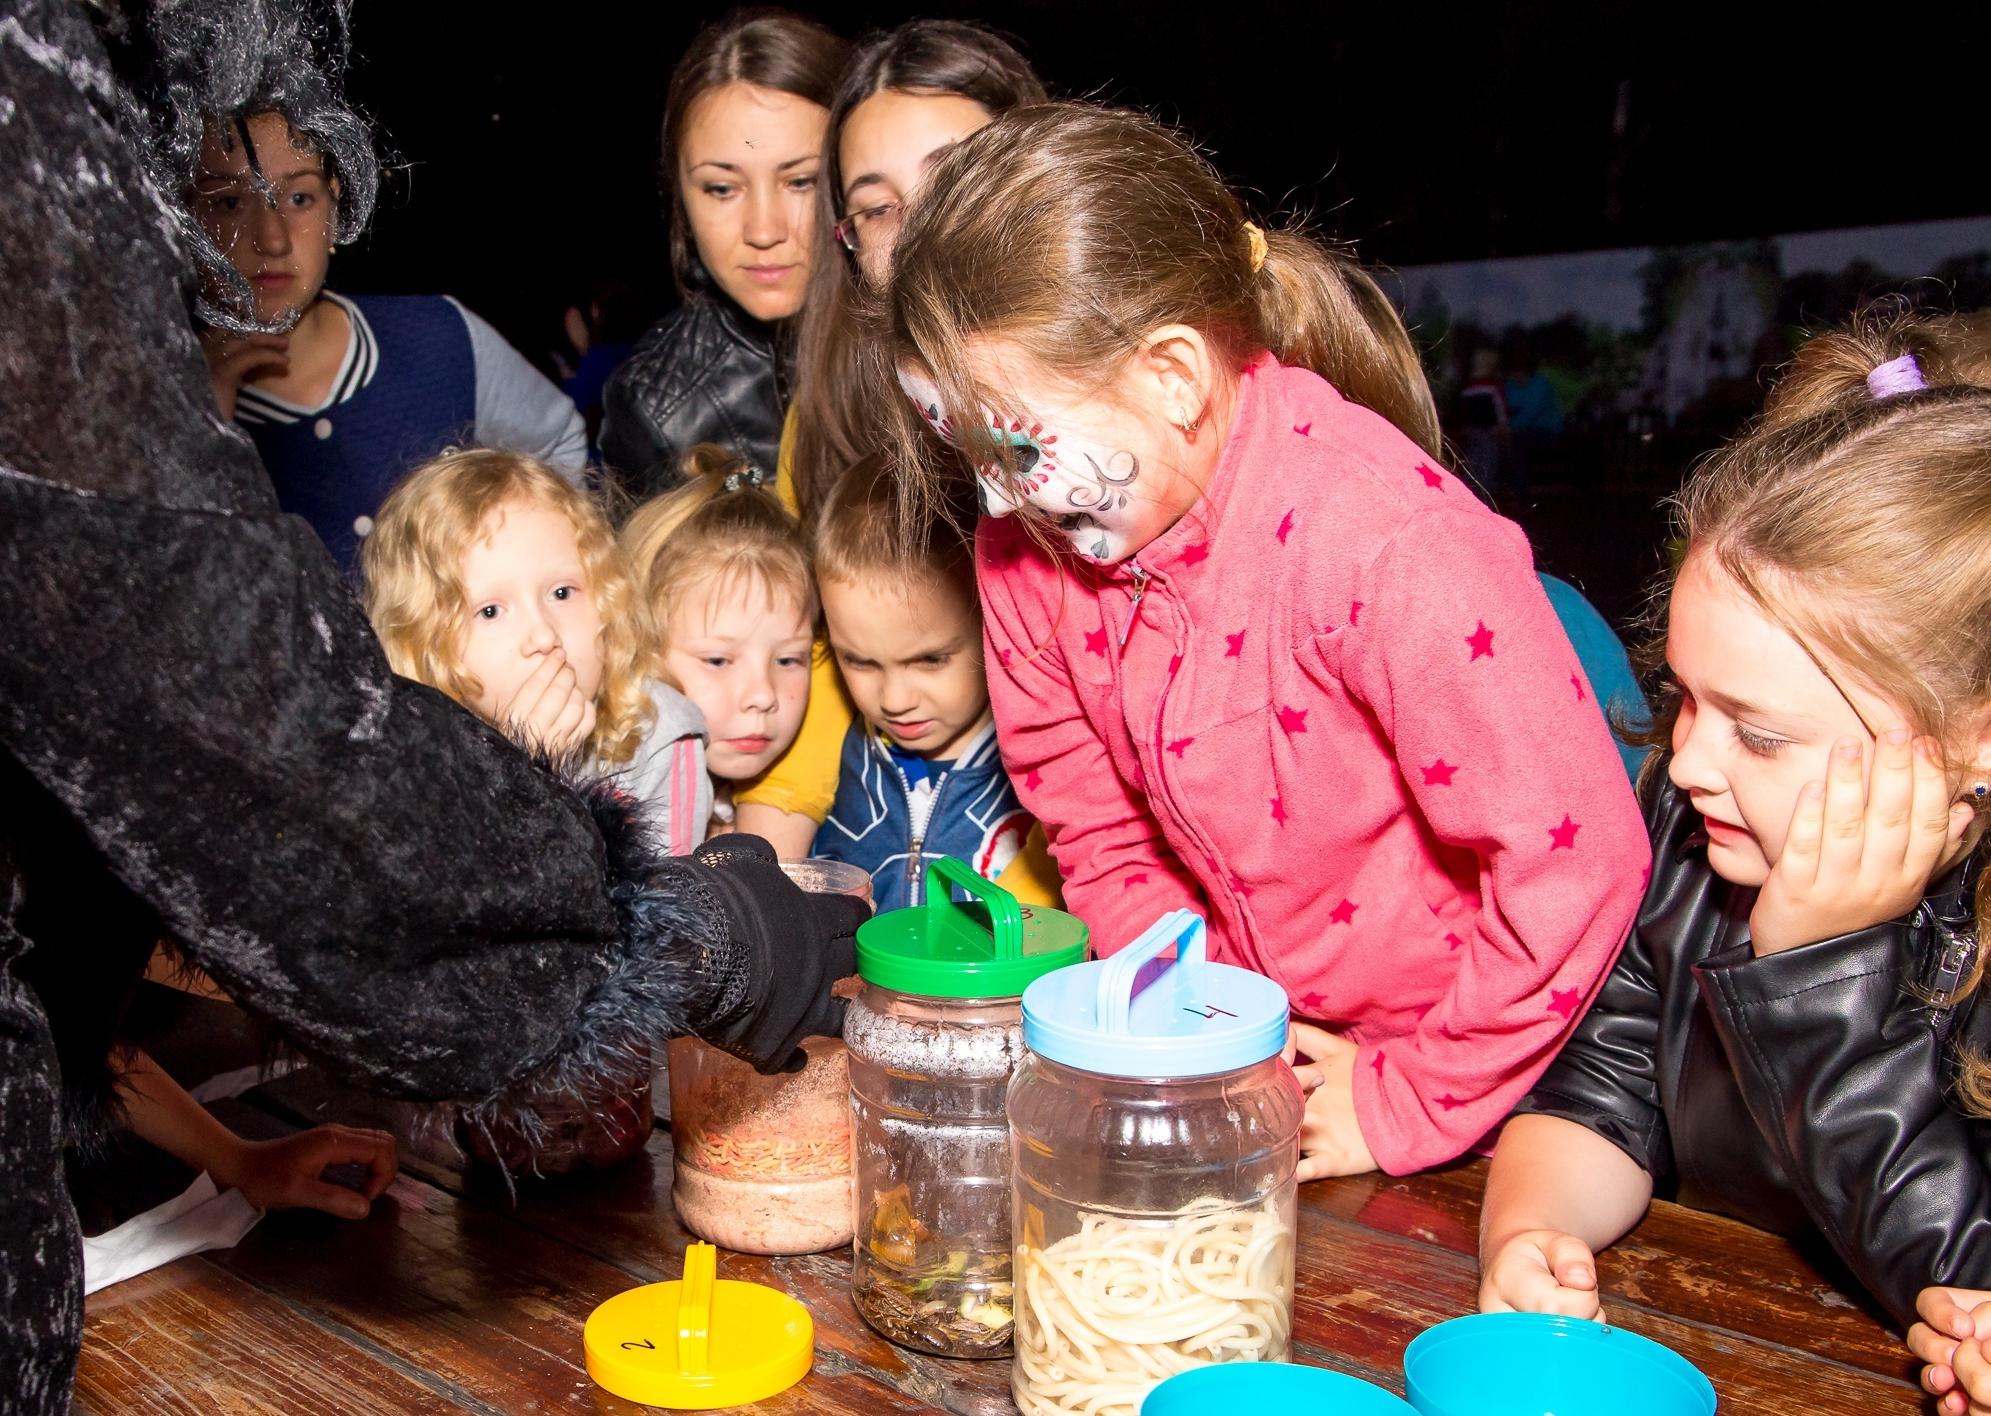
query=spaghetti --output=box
[676,1123,850,1179]
[1012,1197,1294,1416]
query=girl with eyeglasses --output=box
[728,20,1057,883]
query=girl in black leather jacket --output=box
[598,13,846,500]
[1477,314,1991,1346]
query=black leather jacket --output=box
[598,291,786,503]
[1516,780,1991,1326]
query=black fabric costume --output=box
[598,290,789,502]
[0,4,860,1405]
[1515,778,1991,1327]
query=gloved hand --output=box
[688,834,868,1073]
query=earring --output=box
[1172,407,1201,435]
[1974,783,1988,800]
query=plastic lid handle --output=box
[1096,910,1205,1035]
[676,1242,715,1376]
[923,858,1023,961]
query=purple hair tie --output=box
[1867,354,1928,400]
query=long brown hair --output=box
[1630,311,1991,1109]
[885,103,1441,532]
[787,21,1046,523]
[659,10,848,299]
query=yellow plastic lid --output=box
[583,1242,813,1408]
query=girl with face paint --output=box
[888,105,1649,1183]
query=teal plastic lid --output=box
[855,859,1089,999]
[1021,911,1289,1078]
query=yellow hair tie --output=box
[1243,222,1268,274]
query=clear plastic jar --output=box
[843,860,1088,1358]
[1009,911,1303,1416]
[664,858,872,1255]
[667,1035,854,1255]
[846,987,1026,1357]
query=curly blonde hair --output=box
[360,449,656,764]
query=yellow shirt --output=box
[736,409,1062,908]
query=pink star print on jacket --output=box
[977,354,1649,1175]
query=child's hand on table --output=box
[1478,1228,1606,1323]
[1910,1286,1991,1415]
[212,1124,398,1220]
[1748,729,1970,957]
[1285,1021,1377,1181]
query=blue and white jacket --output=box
[811,720,1035,913]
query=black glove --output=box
[687,835,867,1073]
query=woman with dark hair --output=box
[599,10,847,500]
[786,19,1047,521]
[731,20,1054,864]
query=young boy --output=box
[811,459,1060,911]
[193,110,587,575]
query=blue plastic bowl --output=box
[1142,1361,1418,1414]
[1403,1313,1715,1416]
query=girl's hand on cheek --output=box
[1748,730,1971,956]
[1289,1021,1377,1181]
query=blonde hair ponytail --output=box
[623,443,816,668]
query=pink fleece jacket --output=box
[979,356,1650,1174]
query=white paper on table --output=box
[80,1172,263,1295]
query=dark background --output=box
[335,2,1991,625]
[339,3,1991,340]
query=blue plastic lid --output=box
[1402,1313,1715,1416]
[1143,1362,1415,1414]
[1021,911,1289,1078]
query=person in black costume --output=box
[0,4,861,1407]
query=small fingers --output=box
[1486,1236,1602,1321]
[1919,1286,1984,1342]
[1864,726,1917,868]
[1544,1232,1599,1293]
[295,1180,372,1220]
[1912,1320,1964,1371]
[1956,1337,1991,1404]
[1288,1020,1353,1065]
[1817,736,1868,877]
[1779,779,1828,886]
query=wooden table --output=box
[76,1069,1925,1414]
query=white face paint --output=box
[897,365,1161,564]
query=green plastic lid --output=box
[856,858,1088,999]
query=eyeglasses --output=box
[833,200,904,253]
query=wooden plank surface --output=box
[70,1067,1925,1414]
